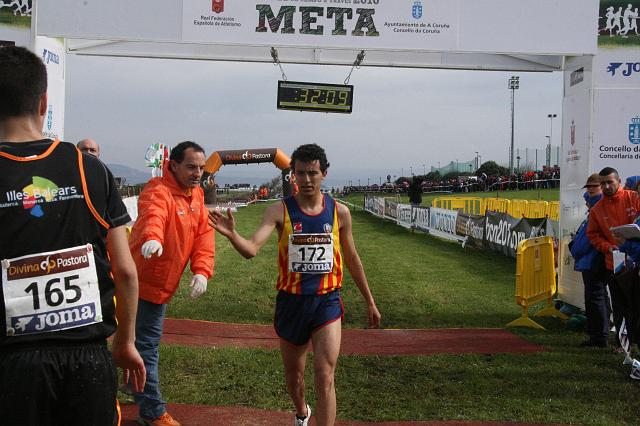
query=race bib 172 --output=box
[288,233,334,274]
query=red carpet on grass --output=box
[120,403,565,426]
[161,318,543,355]
[123,320,550,425]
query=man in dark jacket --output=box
[570,173,607,347]
[408,176,422,206]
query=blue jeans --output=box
[133,299,167,420]
[582,270,610,344]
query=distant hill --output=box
[106,163,151,185]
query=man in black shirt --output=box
[0,45,145,426]
[408,176,423,206]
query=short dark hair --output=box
[599,167,619,178]
[290,144,330,172]
[0,46,47,120]
[169,141,205,163]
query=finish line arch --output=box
[204,148,293,197]
[25,0,619,310]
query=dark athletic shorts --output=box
[0,340,118,426]
[274,290,344,346]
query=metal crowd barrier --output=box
[431,197,560,221]
[506,236,567,330]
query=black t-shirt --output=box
[0,139,130,349]
[0,139,129,229]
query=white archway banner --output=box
[181,0,598,55]
[36,0,598,58]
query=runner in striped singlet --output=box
[210,144,381,426]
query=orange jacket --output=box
[587,187,640,270]
[129,163,215,303]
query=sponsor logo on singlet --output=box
[1,176,81,217]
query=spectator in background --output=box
[77,138,100,158]
[408,176,422,206]
[570,174,607,347]
[587,167,640,350]
[624,175,640,193]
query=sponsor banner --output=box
[429,207,458,236]
[484,211,550,258]
[35,36,65,140]
[456,212,485,249]
[597,1,640,49]
[183,0,459,51]
[560,56,595,309]
[363,194,384,217]
[397,203,412,229]
[594,49,640,88]
[412,205,430,232]
[384,200,398,220]
[217,148,277,165]
[592,89,640,182]
[182,0,595,55]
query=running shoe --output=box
[137,412,182,426]
[622,354,638,367]
[630,367,640,381]
[622,354,639,366]
[294,404,311,426]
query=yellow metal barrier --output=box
[483,198,510,214]
[525,200,549,219]
[430,197,560,221]
[507,199,529,218]
[431,197,484,215]
[546,201,560,221]
[506,236,567,330]
[433,196,450,211]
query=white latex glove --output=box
[141,240,163,259]
[189,274,208,299]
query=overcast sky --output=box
[64,54,564,187]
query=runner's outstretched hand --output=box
[208,208,236,238]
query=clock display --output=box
[277,81,353,114]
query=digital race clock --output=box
[277,81,353,114]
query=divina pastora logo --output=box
[3,177,80,217]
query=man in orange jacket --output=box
[587,166,640,349]
[129,141,215,426]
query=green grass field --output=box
[153,190,640,425]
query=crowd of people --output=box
[342,169,560,196]
[569,169,640,380]
[0,46,379,426]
